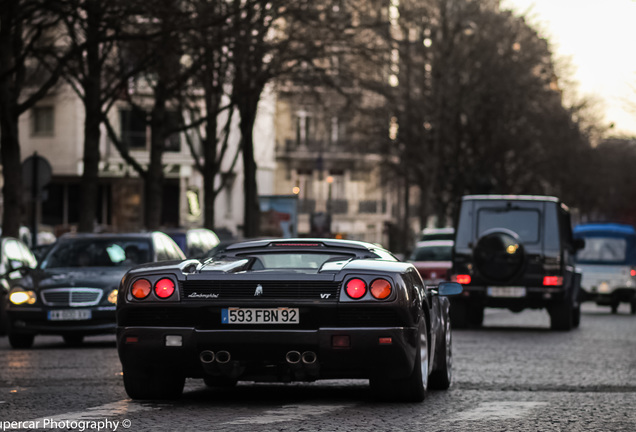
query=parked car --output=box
[574,223,636,314]
[164,228,220,258]
[5,232,185,348]
[420,227,455,242]
[117,238,462,401]
[450,195,584,330]
[409,240,454,285]
[0,237,38,334]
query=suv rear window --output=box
[477,208,540,243]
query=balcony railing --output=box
[298,199,316,214]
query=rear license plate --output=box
[48,309,92,321]
[487,287,526,297]
[221,308,299,324]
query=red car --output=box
[409,240,453,285]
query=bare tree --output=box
[0,0,71,238]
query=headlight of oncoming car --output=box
[107,289,118,304]
[9,287,37,305]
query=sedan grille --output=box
[41,288,104,307]
[181,280,340,301]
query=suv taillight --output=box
[453,274,471,285]
[543,276,563,286]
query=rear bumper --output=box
[117,325,419,381]
[451,285,567,309]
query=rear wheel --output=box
[9,333,35,349]
[123,367,185,400]
[429,317,452,390]
[467,306,484,328]
[450,301,468,329]
[371,320,428,402]
[549,297,574,331]
[611,301,619,314]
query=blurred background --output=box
[2,0,635,256]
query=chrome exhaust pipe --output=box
[285,350,301,365]
[302,351,319,378]
[215,350,231,364]
[301,351,317,365]
[200,350,215,364]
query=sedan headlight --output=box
[9,288,37,305]
[107,289,118,305]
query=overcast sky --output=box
[502,0,636,136]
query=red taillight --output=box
[131,279,152,299]
[345,278,367,299]
[154,278,175,299]
[370,278,392,299]
[455,274,471,285]
[543,276,563,286]
[631,269,636,277]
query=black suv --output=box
[450,195,584,331]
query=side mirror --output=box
[573,238,585,251]
[437,281,463,296]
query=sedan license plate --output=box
[221,308,299,324]
[487,287,526,298]
[48,309,92,321]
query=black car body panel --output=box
[450,195,583,330]
[116,239,462,401]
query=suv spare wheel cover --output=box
[474,229,525,281]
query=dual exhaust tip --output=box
[200,350,317,365]
[200,350,231,364]
[285,350,317,365]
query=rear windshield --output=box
[477,208,540,243]
[576,237,628,264]
[409,246,452,261]
[41,238,153,269]
[239,253,353,270]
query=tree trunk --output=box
[237,96,260,238]
[0,99,22,239]
[202,93,219,230]
[145,83,167,231]
[0,2,23,238]
[78,0,103,232]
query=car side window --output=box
[154,236,169,261]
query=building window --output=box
[296,111,312,146]
[32,106,54,136]
[120,108,147,149]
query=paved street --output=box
[1,303,635,431]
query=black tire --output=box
[429,317,452,390]
[549,298,574,331]
[611,302,619,314]
[203,376,238,387]
[467,306,484,328]
[449,301,468,329]
[631,299,636,315]
[9,333,35,349]
[63,334,85,346]
[0,294,8,336]
[572,303,581,328]
[371,320,428,402]
[123,367,185,400]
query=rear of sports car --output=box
[116,245,425,400]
